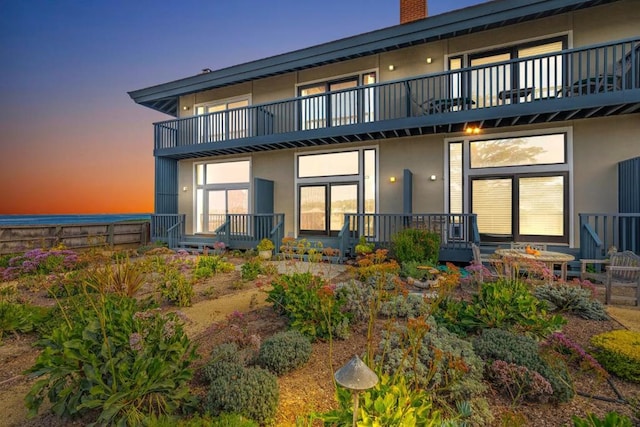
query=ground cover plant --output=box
[0,243,638,426]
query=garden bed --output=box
[0,246,638,426]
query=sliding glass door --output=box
[299,183,358,235]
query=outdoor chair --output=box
[471,243,505,282]
[581,250,640,305]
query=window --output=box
[448,132,570,243]
[195,160,250,233]
[296,148,376,236]
[298,72,376,130]
[449,37,566,107]
[195,97,250,143]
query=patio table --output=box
[494,248,574,281]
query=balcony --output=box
[154,37,640,159]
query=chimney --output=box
[400,0,427,24]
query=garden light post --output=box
[334,354,379,427]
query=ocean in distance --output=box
[0,214,151,226]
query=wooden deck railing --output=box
[154,37,639,151]
[579,213,640,259]
[214,213,285,251]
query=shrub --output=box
[391,228,440,265]
[353,249,401,283]
[571,411,633,427]
[25,294,198,425]
[377,316,491,424]
[158,267,193,307]
[379,293,430,318]
[205,365,279,425]
[266,272,350,340]
[194,255,235,280]
[434,279,566,338]
[255,330,312,375]
[146,413,258,427]
[591,330,640,383]
[83,256,146,297]
[1,248,81,280]
[473,328,574,402]
[533,283,608,320]
[240,259,264,281]
[488,360,554,404]
[400,260,438,281]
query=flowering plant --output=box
[256,238,275,252]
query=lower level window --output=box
[449,132,570,243]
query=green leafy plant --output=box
[473,328,574,403]
[255,329,312,375]
[193,255,235,280]
[241,259,264,281]
[25,293,198,425]
[319,372,443,427]
[435,279,566,338]
[390,228,440,265]
[158,267,194,306]
[0,301,49,343]
[533,283,608,320]
[591,330,640,382]
[400,260,437,281]
[571,411,633,427]
[266,272,350,340]
[355,235,375,255]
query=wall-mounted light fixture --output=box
[389,176,396,183]
[426,57,433,64]
[182,106,190,111]
[182,186,188,192]
[430,175,437,181]
[465,126,481,135]
[388,64,395,71]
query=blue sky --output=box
[0,0,487,213]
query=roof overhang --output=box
[128,0,619,117]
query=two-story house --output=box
[129,0,640,261]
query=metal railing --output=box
[154,37,639,151]
[151,214,185,246]
[338,213,479,257]
[579,213,640,259]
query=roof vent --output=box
[400,0,428,24]
[201,68,212,74]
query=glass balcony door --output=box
[195,99,249,143]
[299,183,358,235]
[205,189,249,234]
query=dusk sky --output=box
[0,0,486,214]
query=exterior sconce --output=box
[389,176,396,183]
[465,126,481,134]
[182,106,190,111]
[426,57,433,64]
[388,64,395,71]
[334,355,379,427]
[430,175,437,181]
[182,186,188,192]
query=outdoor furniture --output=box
[427,97,475,113]
[581,251,640,305]
[471,243,505,282]
[495,248,574,281]
[498,87,533,104]
[566,76,616,96]
[510,242,547,251]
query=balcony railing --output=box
[155,37,639,152]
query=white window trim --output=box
[192,157,253,234]
[444,126,574,246]
[295,69,379,92]
[293,145,379,238]
[194,93,252,112]
[444,31,573,71]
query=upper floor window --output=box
[449,37,566,107]
[195,96,250,143]
[298,72,376,130]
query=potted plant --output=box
[256,238,275,260]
